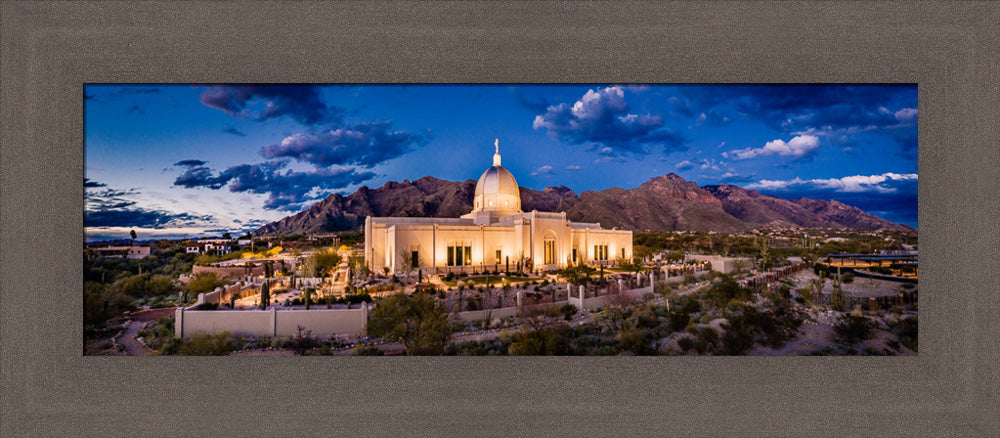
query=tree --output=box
[558,261,596,287]
[222,232,231,240]
[184,272,225,304]
[129,229,137,246]
[367,292,454,355]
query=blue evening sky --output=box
[84,84,918,241]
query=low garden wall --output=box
[175,305,367,338]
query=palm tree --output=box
[129,229,137,246]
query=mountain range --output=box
[253,173,913,236]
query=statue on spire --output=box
[492,138,501,166]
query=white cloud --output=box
[675,160,694,171]
[565,165,582,171]
[746,172,918,193]
[729,135,821,160]
[531,165,554,176]
[895,107,918,122]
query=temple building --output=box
[364,140,633,274]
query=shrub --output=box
[677,336,695,352]
[834,314,875,344]
[175,331,239,356]
[841,273,854,283]
[354,345,384,356]
[287,326,321,355]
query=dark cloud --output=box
[684,84,917,134]
[174,159,208,167]
[85,209,213,228]
[85,184,213,228]
[113,87,161,96]
[127,105,144,115]
[508,87,551,112]
[533,86,687,156]
[667,96,695,118]
[260,121,429,168]
[891,130,918,159]
[84,94,95,101]
[199,85,341,125]
[172,161,377,211]
[84,178,106,188]
[222,127,247,136]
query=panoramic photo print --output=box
[84,84,918,356]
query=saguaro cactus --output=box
[260,280,270,310]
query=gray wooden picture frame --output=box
[2,2,998,436]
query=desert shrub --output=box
[354,345,385,356]
[175,331,239,356]
[889,316,918,352]
[841,273,855,283]
[677,336,695,352]
[560,303,578,321]
[834,314,875,344]
[287,326,321,355]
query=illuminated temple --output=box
[364,140,632,274]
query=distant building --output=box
[364,140,632,274]
[187,240,233,256]
[683,254,753,275]
[90,245,152,259]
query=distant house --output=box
[91,245,152,259]
[189,240,234,256]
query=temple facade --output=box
[364,140,632,274]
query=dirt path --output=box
[118,308,174,356]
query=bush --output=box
[834,314,875,344]
[841,273,854,283]
[173,331,239,355]
[354,345,384,356]
[677,336,695,352]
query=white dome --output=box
[470,140,521,215]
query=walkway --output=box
[119,308,174,356]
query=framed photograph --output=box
[3,1,998,435]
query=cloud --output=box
[172,161,377,211]
[127,105,144,115]
[695,109,731,127]
[674,160,694,171]
[717,171,757,184]
[199,85,341,125]
[174,159,208,167]
[222,127,247,136]
[531,165,553,176]
[684,85,918,135]
[746,172,917,193]
[565,165,582,171]
[84,178,107,188]
[112,87,161,96]
[508,87,551,112]
[894,107,918,122]
[260,121,428,168]
[85,184,214,228]
[727,135,821,160]
[85,209,214,228]
[532,86,687,156]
